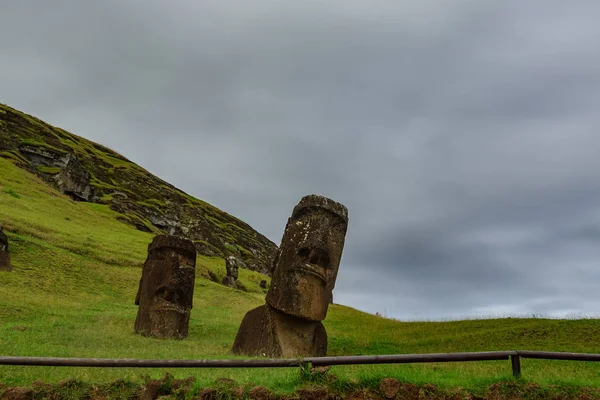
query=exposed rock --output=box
[0,225,11,271]
[17,146,93,202]
[232,195,349,357]
[135,235,196,339]
[380,378,401,399]
[54,154,93,201]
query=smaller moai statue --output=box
[135,235,196,339]
[232,195,349,357]
[0,225,11,271]
[222,256,242,288]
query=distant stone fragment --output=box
[222,255,242,287]
[0,225,11,271]
[232,194,348,357]
[135,235,196,339]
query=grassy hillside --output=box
[0,103,277,275]
[1,150,600,397]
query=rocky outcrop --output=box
[0,225,11,271]
[17,145,93,201]
[55,154,93,201]
[0,103,277,274]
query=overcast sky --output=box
[2,1,600,320]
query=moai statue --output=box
[222,256,241,288]
[0,225,11,272]
[232,195,348,357]
[135,235,196,339]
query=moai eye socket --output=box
[298,247,310,258]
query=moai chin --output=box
[0,226,11,272]
[135,235,196,339]
[232,194,348,357]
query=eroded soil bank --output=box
[1,373,600,400]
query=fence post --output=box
[510,354,521,378]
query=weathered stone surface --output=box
[222,275,236,288]
[231,304,327,357]
[226,256,241,280]
[54,154,93,201]
[222,256,243,287]
[17,146,93,202]
[0,225,11,272]
[232,195,348,357]
[135,235,196,339]
[266,194,348,321]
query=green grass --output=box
[1,156,600,397]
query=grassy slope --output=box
[0,103,277,273]
[1,157,600,394]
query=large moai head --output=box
[135,235,196,339]
[266,195,348,321]
[0,225,10,272]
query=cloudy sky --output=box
[2,1,600,320]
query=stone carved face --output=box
[266,195,348,321]
[135,235,196,339]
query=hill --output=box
[1,107,600,398]
[0,103,277,275]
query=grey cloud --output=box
[2,0,600,319]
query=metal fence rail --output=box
[1,350,599,378]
